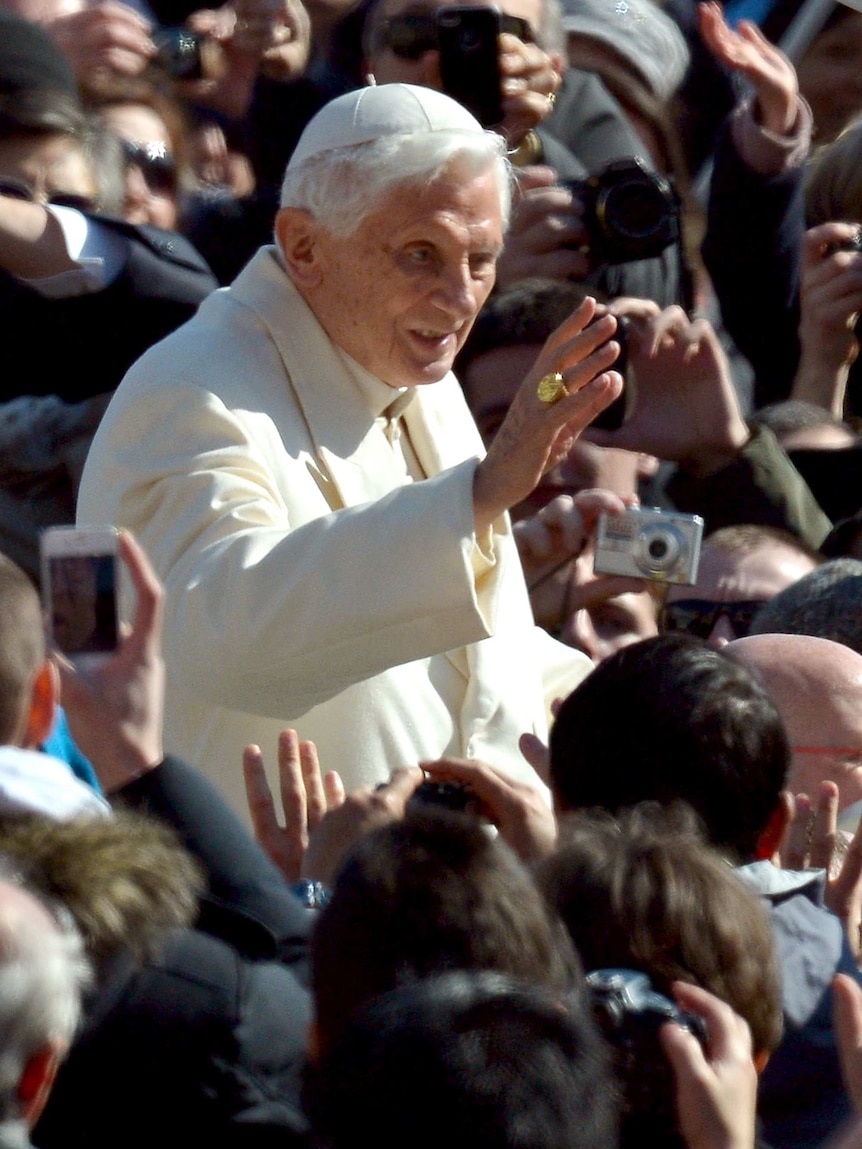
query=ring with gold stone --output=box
[536,371,568,404]
[547,90,556,107]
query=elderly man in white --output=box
[77,83,622,818]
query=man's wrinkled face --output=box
[287,165,503,389]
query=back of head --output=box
[549,634,790,860]
[0,554,45,745]
[749,558,862,655]
[311,808,579,1051]
[0,872,91,1123]
[539,806,783,1058]
[308,970,617,1149]
[0,812,203,974]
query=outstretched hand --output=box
[473,297,623,532]
[699,1,798,135]
[244,733,424,887]
[243,728,344,883]
[782,781,862,961]
[56,531,164,793]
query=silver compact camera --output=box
[593,506,703,585]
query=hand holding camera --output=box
[792,221,862,418]
[586,306,750,480]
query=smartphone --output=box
[40,527,120,665]
[437,6,504,128]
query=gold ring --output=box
[547,91,556,107]
[537,372,567,404]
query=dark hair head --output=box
[549,634,790,861]
[750,558,862,655]
[539,806,783,1057]
[307,970,617,1149]
[311,808,580,1050]
[0,554,44,745]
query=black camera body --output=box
[587,969,707,1122]
[564,158,680,265]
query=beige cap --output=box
[288,83,485,170]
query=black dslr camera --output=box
[587,969,707,1124]
[564,158,680,265]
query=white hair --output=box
[279,128,512,238]
[0,878,91,1120]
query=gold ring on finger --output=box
[537,371,568,404]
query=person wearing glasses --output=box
[660,524,822,647]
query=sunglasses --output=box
[121,140,178,196]
[377,11,533,59]
[659,598,769,641]
[0,177,97,213]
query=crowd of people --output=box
[1,0,862,1144]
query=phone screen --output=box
[47,552,118,658]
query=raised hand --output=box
[243,727,343,882]
[699,1,798,135]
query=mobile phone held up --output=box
[438,5,504,128]
[40,527,120,666]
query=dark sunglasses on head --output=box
[377,11,533,59]
[121,139,178,195]
[0,177,97,213]
[659,598,769,641]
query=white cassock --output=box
[77,247,592,819]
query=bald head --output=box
[729,634,862,807]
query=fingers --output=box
[669,981,754,1065]
[519,731,550,783]
[299,732,327,829]
[118,530,164,659]
[324,769,346,808]
[783,792,813,870]
[243,742,282,845]
[809,781,839,871]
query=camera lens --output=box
[601,178,668,241]
[635,524,682,576]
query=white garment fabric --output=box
[78,247,591,818]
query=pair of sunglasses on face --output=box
[659,599,768,641]
[377,11,533,58]
[0,177,97,214]
[121,140,178,196]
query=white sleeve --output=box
[22,207,129,297]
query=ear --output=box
[755,790,794,863]
[18,1041,62,1128]
[754,1049,770,1076]
[22,659,59,750]
[274,207,324,289]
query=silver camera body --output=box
[593,506,703,585]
